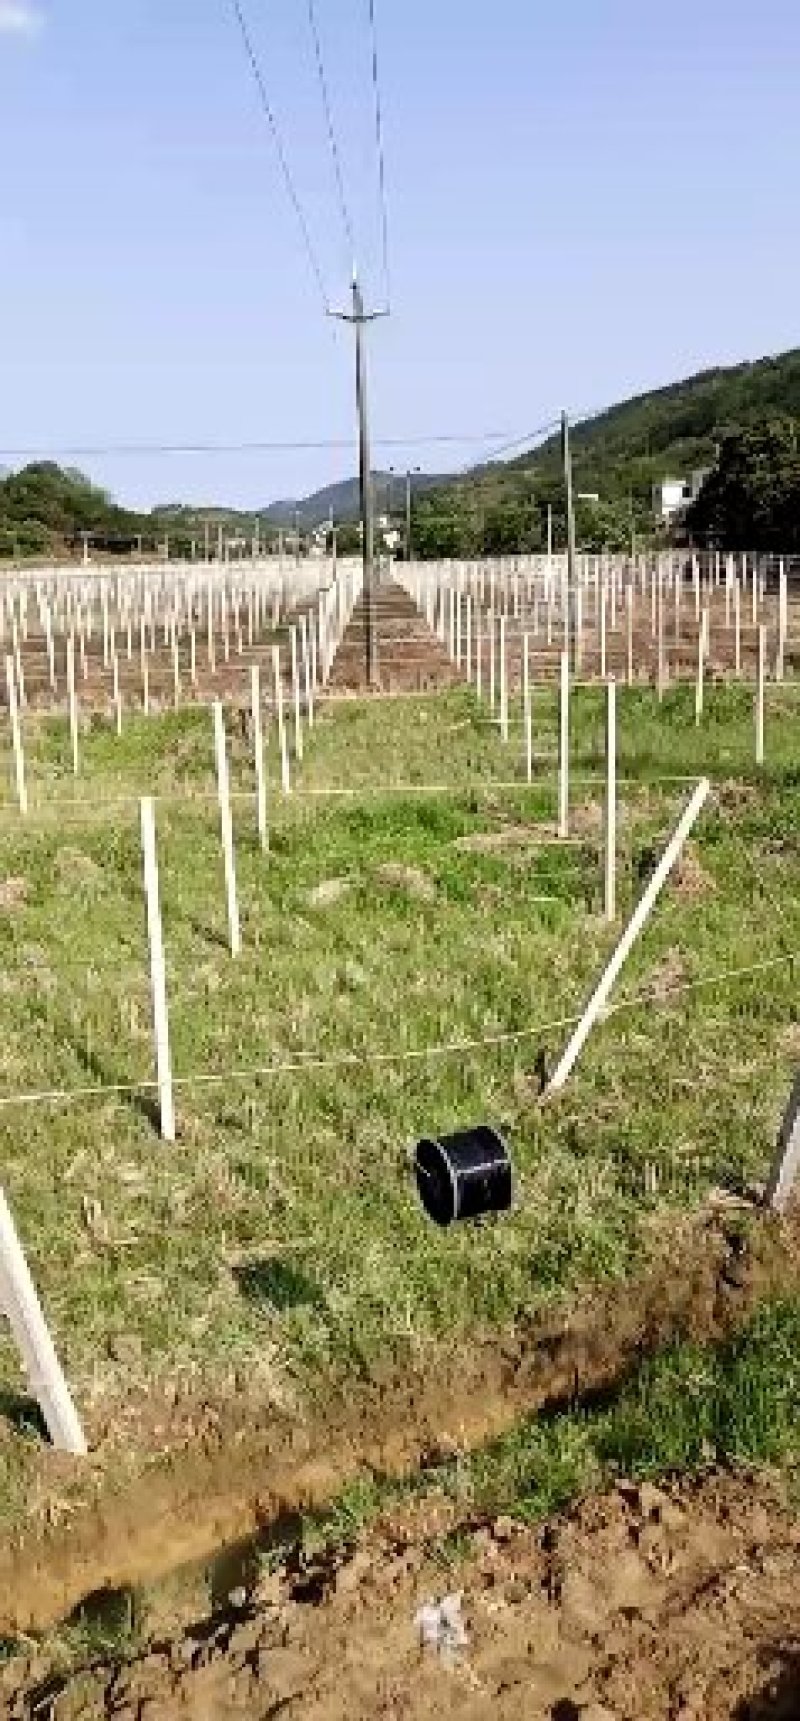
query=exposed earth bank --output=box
[6,1465,800,1719]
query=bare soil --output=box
[0,1204,798,1649]
[329,583,458,693]
[6,1465,800,1719]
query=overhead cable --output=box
[229,0,330,311]
[366,0,391,310]
[306,0,357,273]
[0,429,545,461]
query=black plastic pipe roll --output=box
[414,1126,513,1227]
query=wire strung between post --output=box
[0,951,793,1115]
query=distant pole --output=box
[562,412,577,665]
[330,275,385,688]
[406,470,412,562]
[354,277,376,685]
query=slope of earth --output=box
[327,577,457,691]
[6,1465,800,1720]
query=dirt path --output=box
[329,579,458,692]
[6,1465,800,1719]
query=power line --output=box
[306,0,357,273]
[0,429,546,461]
[465,417,563,469]
[366,0,391,311]
[228,0,330,312]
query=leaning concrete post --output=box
[765,1072,800,1212]
[547,778,710,1093]
[0,1187,87,1455]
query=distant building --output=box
[653,469,710,523]
[653,478,689,522]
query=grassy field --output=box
[0,676,799,1528]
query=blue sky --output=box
[1,0,798,510]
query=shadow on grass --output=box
[232,1258,323,1313]
[185,914,230,954]
[69,1023,161,1133]
[0,1386,49,1443]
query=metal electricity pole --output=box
[562,411,577,661]
[331,275,386,687]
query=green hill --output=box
[3,348,800,561]
[412,347,800,556]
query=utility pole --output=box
[293,505,301,568]
[406,466,420,561]
[330,274,386,687]
[562,411,577,663]
[354,277,376,683]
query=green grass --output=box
[0,678,799,1527]
[300,1294,800,1556]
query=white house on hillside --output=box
[653,469,710,523]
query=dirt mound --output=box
[307,876,353,907]
[6,1467,800,1719]
[374,862,436,901]
[645,947,690,1006]
[0,875,27,912]
[0,1204,798,1648]
[673,841,716,899]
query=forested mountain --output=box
[2,349,799,559]
[411,348,800,556]
[261,471,444,529]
